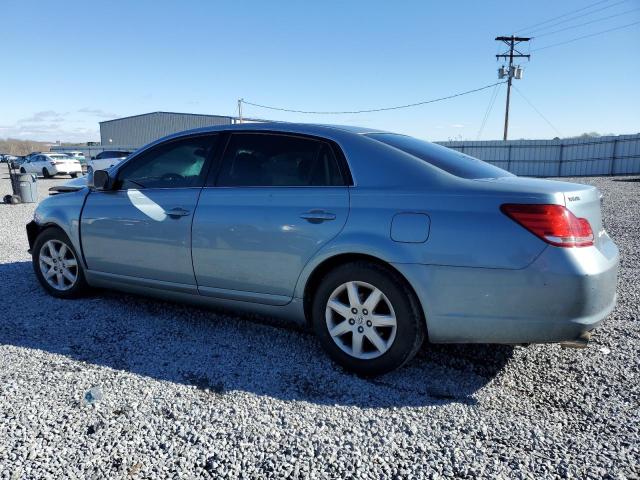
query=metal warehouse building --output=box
[99,111,259,148]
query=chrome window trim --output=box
[201,185,350,190]
[113,127,358,188]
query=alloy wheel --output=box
[39,239,78,291]
[325,281,398,360]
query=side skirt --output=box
[84,270,307,327]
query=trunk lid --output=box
[472,176,605,249]
[563,185,604,249]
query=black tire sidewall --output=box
[32,228,88,299]
[312,262,424,376]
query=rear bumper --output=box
[51,166,82,175]
[394,235,619,344]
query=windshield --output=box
[366,133,513,179]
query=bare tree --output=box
[0,138,50,156]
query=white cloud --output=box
[0,109,102,142]
[19,110,66,124]
[450,124,465,128]
[77,107,118,119]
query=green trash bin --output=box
[18,174,38,203]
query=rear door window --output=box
[216,133,345,187]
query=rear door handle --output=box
[300,210,336,223]
[165,207,191,217]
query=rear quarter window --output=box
[366,133,513,179]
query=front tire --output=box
[32,228,88,299]
[42,168,52,179]
[312,262,425,376]
[70,173,78,178]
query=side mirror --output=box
[92,170,112,190]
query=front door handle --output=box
[165,207,191,217]
[300,210,336,223]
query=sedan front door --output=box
[81,134,218,289]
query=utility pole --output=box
[496,35,531,140]
[237,98,243,124]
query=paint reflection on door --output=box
[81,188,200,284]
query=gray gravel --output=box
[0,174,638,479]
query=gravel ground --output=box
[0,174,638,479]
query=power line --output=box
[526,0,632,35]
[531,20,640,52]
[516,0,615,33]
[477,83,501,139]
[533,7,640,38]
[241,82,506,115]
[512,85,563,137]
[477,82,501,140]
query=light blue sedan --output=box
[27,123,619,375]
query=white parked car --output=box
[87,150,130,173]
[66,151,86,162]
[20,153,82,178]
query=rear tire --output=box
[32,228,89,299]
[42,168,51,179]
[20,167,26,173]
[312,261,425,376]
[70,173,78,178]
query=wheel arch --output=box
[29,187,89,262]
[301,252,427,332]
[28,222,70,252]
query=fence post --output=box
[609,139,618,176]
[557,143,564,177]
[506,144,512,173]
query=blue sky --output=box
[1,0,639,142]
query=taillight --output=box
[501,204,594,247]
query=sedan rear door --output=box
[192,132,350,304]
[24,155,42,174]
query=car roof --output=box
[127,122,394,160]
[163,122,391,138]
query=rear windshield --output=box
[366,133,513,179]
